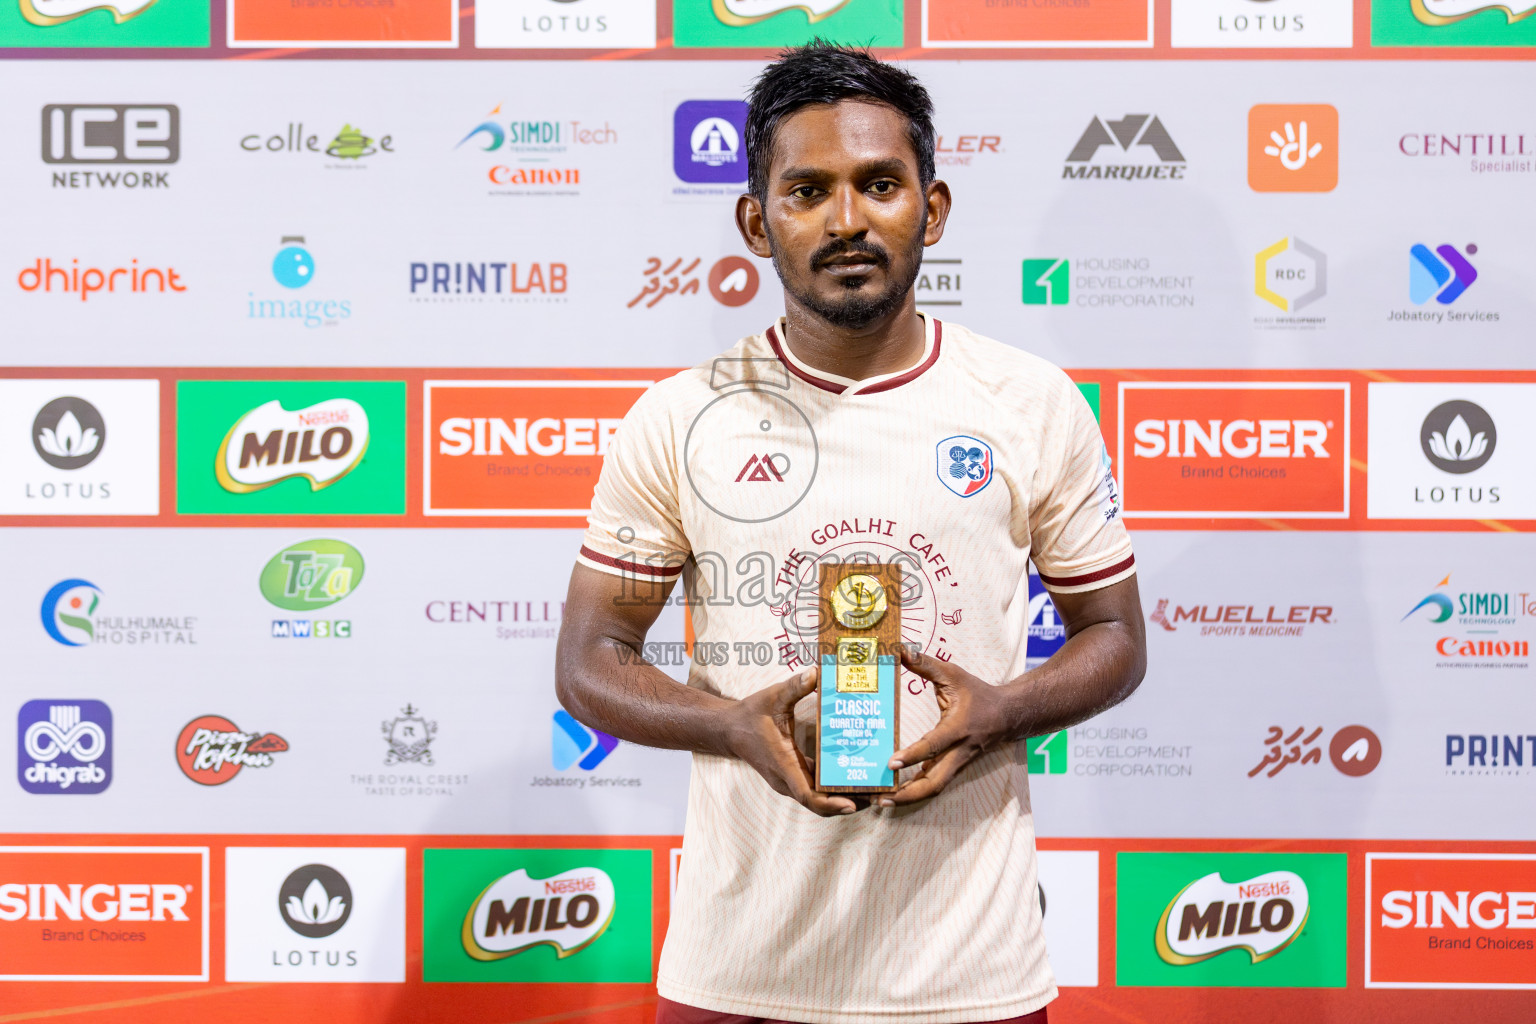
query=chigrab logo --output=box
[461,866,614,962]
[1155,870,1309,965]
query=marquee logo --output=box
[1119,382,1349,518]
[1063,115,1185,180]
[1156,870,1309,964]
[462,866,616,961]
[18,700,112,794]
[215,398,368,494]
[176,715,288,786]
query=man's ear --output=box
[735,193,774,259]
[923,179,953,248]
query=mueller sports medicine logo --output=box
[176,715,288,786]
[1063,115,1185,180]
[18,701,112,794]
[1157,870,1309,965]
[42,105,178,189]
[215,398,368,493]
[462,866,616,961]
[1367,854,1536,989]
[1149,598,1334,638]
[0,846,208,981]
[1119,383,1349,518]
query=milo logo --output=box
[259,539,365,611]
[1155,870,1308,965]
[461,867,615,962]
[215,398,368,493]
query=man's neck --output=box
[780,294,926,384]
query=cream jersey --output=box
[577,314,1134,1024]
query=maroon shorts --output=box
[655,996,1049,1024]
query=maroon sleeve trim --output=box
[1037,553,1136,588]
[578,545,684,578]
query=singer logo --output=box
[0,846,208,981]
[425,381,651,516]
[1367,853,1536,989]
[215,398,367,493]
[1119,382,1349,518]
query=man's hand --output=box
[881,648,1014,807]
[726,667,860,817]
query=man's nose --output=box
[824,183,870,239]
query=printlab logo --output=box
[1420,400,1495,474]
[18,700,112,794]
[1445,732,1536,776]
[33,397,105,469]
[261,538,363,639]
[1063,115,1186,180]
[1248,104,1337,192]
[552,710,617,771]
[278,864,352,938]
[383,705,437,765]
[1254,238,1326,327]
[673,100,749,186]
[1248,724,1382,778]
[42,104,177,190]
[1022,258,1068,305]
[176,715,289,786]
[408,259,568,303]
[629,256,758,309]
[239,123,395,164]
[1409,243,1477,305]
[248,236,353,328]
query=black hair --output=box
[745,41,936,202]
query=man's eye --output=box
[869,181,894,194]
[792,186,818,199]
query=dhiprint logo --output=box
[936,435,993,497]
[176,715,289,786]
[40,578,101,646]
[17,258,186,300]
[278,864,352,938]
[42,105,178,190]
[673,101,749,185]
[383,705,437,765]
[1248,104,1337,192]
[552,710,617,771]
[1410,243,1478,305]
[1022,259,1069,305]
[215,398,368,493]
[1063,115,1185,180]
[17,700,112,794]
[1420,400,1495,474]
[32,397,104,469]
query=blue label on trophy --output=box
[819,649,896,789]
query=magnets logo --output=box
[214,398,368,493]
[462,866,616,961]
[1022,259,1069,305]
[673,101,749,184]
[278,864,352,939]
[176,715,289,786]
[1026,730,1067,774]
[32,397,105,469]
[1255,238,1326,313]
[1411,244,1478,305]
[40,578,101,646]
[552,710,618,771]
[1156,870,1309,964]
[42,105,177,190]
[17,700,112,794]
[1248,104,1337,192]
[936,435,993,497]
[1063,115,1185,180]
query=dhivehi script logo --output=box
[461,866,615,962]
[214,399,368,494]
[1155,870,1309,965]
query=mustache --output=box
[809,237,890,270]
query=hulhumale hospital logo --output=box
[40,578,198,647]
[40,578,102,646]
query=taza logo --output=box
[260,539,364,611]
[215,398,368,493]
[33,397,105,469]
[462,866,615,961]
[278,864,352,938]
[18,700,112,794]
[1157,870,1309,964]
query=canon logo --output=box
[0,882,189,922]
[438,417,622,457]
[1380,890,1536,930]
[1436,637,1530,658]
[1133,419,1329,459]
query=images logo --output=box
[1116,852,1346,987]
[40,578,101,646]
[42,104,178,189]
[1248,105,1337,192]
[214,398,368,493]
[1022,259,1069,305]
[1063,115,1185,180]
[176,715,288,786]
[279,864,352,938]
[673,101,749,184]
[1255,238,1326,313]
[553,710,617,771]
[1420,400,1495,473]
[272,237,314,288]
[383,705,436,765]
[1410,243,1478,305]
[247,236,353,328]
[33,397,104,469]
[18,700,112,794]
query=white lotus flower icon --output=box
[287,877,347,925]
[38,410,100,459]
[1428,414,1488,463]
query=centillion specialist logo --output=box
[1156,870,1310,965]
[461,866,616,961]
[215,398,368,493]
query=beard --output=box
[768,224,926,330]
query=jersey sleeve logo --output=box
[936,435,993,497]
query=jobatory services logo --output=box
[1409,243,1479,306]
[239,123,395,167]
[248,236,353,328]
[673,100,749,190]
[455,106,611,197]
[1248,104,1337,192]
[1171,0,1354,47]
[424,380,650,515]
[1247,724,1383,778]
[408,259,568,304]
[673,0,903,47]
[475,0,657,47]
[1367,853,1536,988]
[224,847,407,982]
[1445,731,1536,775]
[17,700,112,794]
[40,578,198,648]
[1254,237,1326,329]
[176,381,405,515]
[1063,114,1186,180]
[0,846,208,981]
[176,715,289,786]
[1116,852,1347,987]
[915,258,961,307]
[0,0,209,49]
[423,848,651,981]
[1118,382,1349,518]
[1400,573,1531,670]
[924,0,1150,46]
[1148,597,1335,638]
[1373,0,1536,46]
[552,710,618,772]
[42,104,177,189]
[261,538,364,639]
[17,257,186,300]
[0,380,160,515]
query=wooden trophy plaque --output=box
[815,563,902,794]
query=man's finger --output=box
[880,747,971,807]
[775,666,819,711]
[900,646,957,687]
[888,719,965,771]
[777,750,857,816]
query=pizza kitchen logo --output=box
[176,715,288,786]
[461,866,615,962]
[215,398,368,494]
[1157,870,1309,965]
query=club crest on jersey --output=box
[936,435,993,497]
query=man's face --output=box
[749,100,937,330]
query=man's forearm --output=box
[995,616,1146,742]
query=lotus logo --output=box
[33,397,105,470]
[1156,870,1309,965]
[1419,400,1495,474]
[462,866,615,961]
[278,864,352,939]
[215,398,369,493]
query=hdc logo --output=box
[552,711,617,771]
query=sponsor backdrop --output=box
[3,2,1535,1022]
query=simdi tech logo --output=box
[1367,853,1536,988]
[1373,0,1536,46]
[1400,573,1530,670]
[1248,104,1337,192]
[42,104,177,190]
[0,846,209,981]
[1116,852,1347,987]
[424,380,651,515]
[456,106,606,195]
[672,0,904,48]
[17,700,112,795]
[423,848,651,982]
[0,0,208,47]
[175,380,405,515]
[261,538,365,639]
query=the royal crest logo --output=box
[176,714,289,786]
[461,866,616,962]
[382,705,436,765]
[214,398,369,494]
[936,435,993,497]
[1155,870,1309,965]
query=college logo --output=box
[176,715,288,786]
[1022,258,1069,305]
[1410,243,1478,305]
[240,123,394,161]
[1254,238,1326,321]
[425,380,649,515]
[17,700,112,794]
[32,397,105,469]
[1367,853,1536,988]
[43,104,177,189]
[1248,104,1337,192]
[1063,115,1185,180]
[673,101,748,185]
[1119,382,1349,518]
[1116,852,1346,987]
[424,848,651,981]
[674,0,903,46]
[383,705,436,765]
[553,710,617,771]
[0,846,207,981]
[278,863,352,938]
[936,435,993,497]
